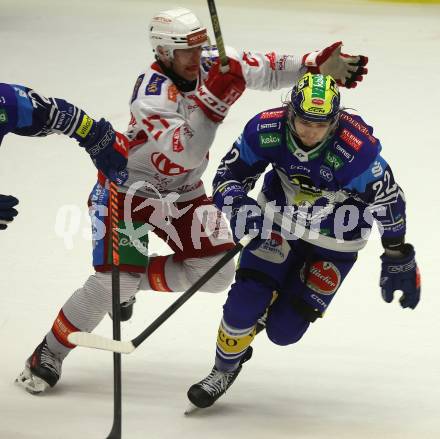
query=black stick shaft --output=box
[131,242,244,348]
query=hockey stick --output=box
[206,0,229,73]
[106,181,122,439]
[68,235,253,354]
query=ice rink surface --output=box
[1,0,439,437]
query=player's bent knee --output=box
[266,322,309,346]
[265,309,310,346]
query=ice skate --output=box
[16,338,62,395]
[186,346,253,410]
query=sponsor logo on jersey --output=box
[301,261,341,295]
[168,84,179,103]
[340,128,363,151]
[251,232,289,264]
[145,73,167,96]
[259,132,281,147]
[260,110,284,120]
[290,165,311,173]
[0,109,8,124]
[75,114,93,139]
[324,150,344,171]
[319,166,334,182]
[339,112,377,144]
[257,122,280,131]
[120,237,148,253]
[131,74,145,104]
[335,143,354,161]
[151,152,188,176]
[187,29,208,46]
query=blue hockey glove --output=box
[380,244,420,309]
[229,195,265,251]
[80,119,128,184]
[0,195,19,230]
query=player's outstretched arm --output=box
[303,41,368,88]
[3,84,128,183]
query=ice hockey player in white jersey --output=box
[17,7,368,394]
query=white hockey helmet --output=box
[149,8,208,60]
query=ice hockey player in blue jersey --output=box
[0,83,128,230]
[187,72,421,409]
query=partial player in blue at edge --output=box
[187,72,421,409]
[0,83,128,230]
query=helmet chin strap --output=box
[156,57,198,93]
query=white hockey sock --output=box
[46,272,141,358]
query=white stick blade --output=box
[67,332,135,354]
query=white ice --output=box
[1,0,439,438]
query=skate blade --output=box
[15,368,50,395]
[184,402,200,416]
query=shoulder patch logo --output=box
[259,132,281,147]
[146,73,167,96]
[340,128,363,151]
[131,74,145,103]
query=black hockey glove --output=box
[0,194,19,230]
[380,243,420,309]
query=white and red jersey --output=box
[122,45,305,201]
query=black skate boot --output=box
[109,296,136,322]
[187,346,253,409]
[16,337,62,395]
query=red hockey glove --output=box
[195,57,246,123]
[302,41,368,89]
